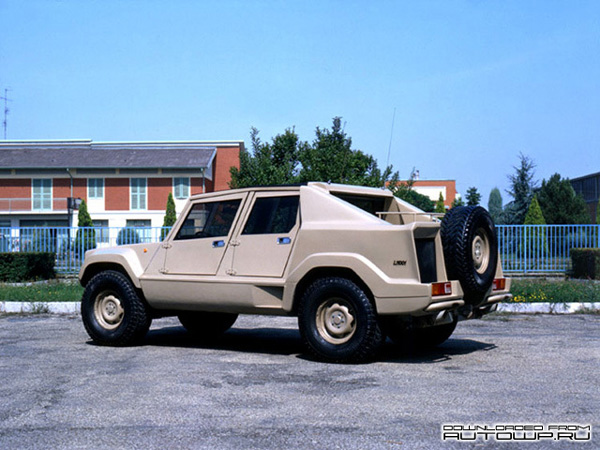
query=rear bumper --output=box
[481,292,513,305]
[375,280,465,315]
[375,282,513,316]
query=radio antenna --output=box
[386,107,396,168]
[0,89,11,140]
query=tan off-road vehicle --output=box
[79,182,512,362]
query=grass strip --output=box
[0,281,84,302]
[510,279,600,303]
[1,278,599,304]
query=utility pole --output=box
[0,89,11,140]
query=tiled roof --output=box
[0,140,233,169]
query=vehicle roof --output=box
[188,182,393,201]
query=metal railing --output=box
[0,226,171,273]
[0,224,598,274]
[496,225,599,274]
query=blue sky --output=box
[1,0,599,203]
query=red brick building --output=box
[410,180,458,208]
[0,140,242,230]
[390,179,458,208]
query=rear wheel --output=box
[298,277,383,363]
[81,270,151,346]
[178,312,238,339]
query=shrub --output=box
[0,252,56,282]
[521,195,547,261]
[117,228,141,245]
[161,193,177,240]
[74,200,97,253]
[571,248,600,280]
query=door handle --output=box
[212,240,225,248]
[277,237,291,245]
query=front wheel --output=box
[298,277,383,363]
[81,270,152,346]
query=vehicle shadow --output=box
[378,338,497,364]
[141,325,497,363]
[144,325,305,356]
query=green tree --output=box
[435,192,446,213]
[451,196,465,208]
[504,153,537,224]
[395,188,434,212]
[524,195,546,225]
[537,173,590,224]
[229,127,304,188]
[231,117,393,189]
[488,187,503,224]
[298,117,391,187]
[523,195,547,260]
[465,187,481,206]
[161,193,177,240]
[74,199,96,253]
[387,170,435,212]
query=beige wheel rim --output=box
[472,229,491,275]
[94,290,124,330]
[315,298,356,344]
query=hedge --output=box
[0,252,56,282]
[571,248,600,280]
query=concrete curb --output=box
[1,301,599,315]
[496,302,600,314]
[0,302,80,314]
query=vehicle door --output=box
[163,193,247,275]
[229,192,300,277]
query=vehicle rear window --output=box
[332,193,386,217]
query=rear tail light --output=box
[432,281,452,297]
[492,278,506,291]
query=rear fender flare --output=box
[283,253,386,312]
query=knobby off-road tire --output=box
[441,206,498,305]
[81,270,152,346]
[298,277,384,363]
[384,316,458,350]
[178,312,238,339]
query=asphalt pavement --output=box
[0,313,598,449]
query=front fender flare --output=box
[79,247,145,288]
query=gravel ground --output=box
[0,313,598,449]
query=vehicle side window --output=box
[332,193,386,217]
[175,200,241,240]
[242,196,299,235]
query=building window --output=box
[130,178,147,210]
[32,179,52,211]
[174,177,190,199]
[92,220,109,244]
[126,219,151,242]
[88,179,104,199]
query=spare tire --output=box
[441,206,498,305]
